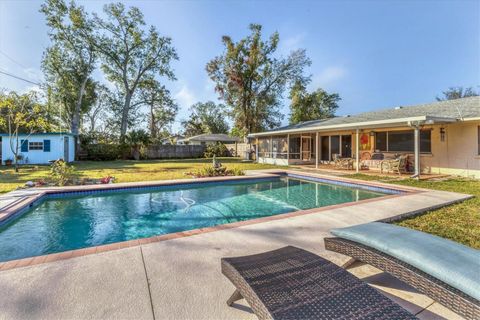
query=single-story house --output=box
[160,135,185,145]
[178,133,241,146]
[248,96,480,178]
[0,132,76,165]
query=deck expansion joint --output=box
[140,246,156,320]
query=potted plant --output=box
[4,158,13,166]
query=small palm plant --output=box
[125,129,151,160]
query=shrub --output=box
[227,167,245,176]
[82,143,123,160]
[204,142,228,158]
[50,160,76,186]
[185,164,244,178]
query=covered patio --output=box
[252,114,458,179]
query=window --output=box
[28,141,44,150]
[375,132,387,151]
[375,130,431,153]
[420,130,432,153]
[330,136,340,158]
[289,135,301,159]
[388,131,414,152]
[341,135,352,158]
[320,136,329,161]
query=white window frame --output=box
[28,141,44,151]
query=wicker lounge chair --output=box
[380,155,408,175]
[325,222,480,320]
[221,246,416,319]
[333,154,354,170]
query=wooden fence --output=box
[146,145,206,159]
[225,143,252,157]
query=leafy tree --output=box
[181,101,229,137]
[0,91,51,172]
[41,0,97,138]
[138,78,178,139]
[93,2,178,141]
[181,117,205,137]
[436,87,479,101]
[289,81,340,124]
[206,24,311,135]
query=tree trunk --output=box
[71,77,88,161]
[72,76,88,136]
[150,104,156,138]
[120,92,132,142]
[14,134,19,173]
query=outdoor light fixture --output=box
[440,128,446,142]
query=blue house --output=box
[0,133,75,165]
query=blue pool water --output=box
[0,176,390,262]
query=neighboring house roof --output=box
[0,132,75,137]
[179,133,241,143]
[249,96,480,137]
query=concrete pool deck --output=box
[0,170,473,319]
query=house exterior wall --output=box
[1,134,75,165]
[421,120,480,178]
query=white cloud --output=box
[20,84,43,95]
[280,33,306,54]
[22,67,44,82]
[174,84,197,109]
[310,66,347,89]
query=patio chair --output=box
[221,246,416,319]
[333,154,354,170]
[325,222,480,320]
[380,154,408,175]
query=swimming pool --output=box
[0,175,399,262]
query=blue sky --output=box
[0,0,479,131]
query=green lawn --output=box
[0,158,279,194]
[349,174,480,249]
[0,160,478,248]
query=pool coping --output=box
[0,170,449,271]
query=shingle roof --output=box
[181,133,241,143]
[252,96,480,135]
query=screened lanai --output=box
[256,133,317,166]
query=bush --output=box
[50,160,76,186]
[204,142,229,158]
[185,164,245,178]
[82,143,123,161]
[227,167,245,176]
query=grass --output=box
[349,174,480,249]
[0,158,279,194]
[1,160,478,248]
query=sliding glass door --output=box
[320,134,353,161]
[321,136,329,161]
[341,135,352,158]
